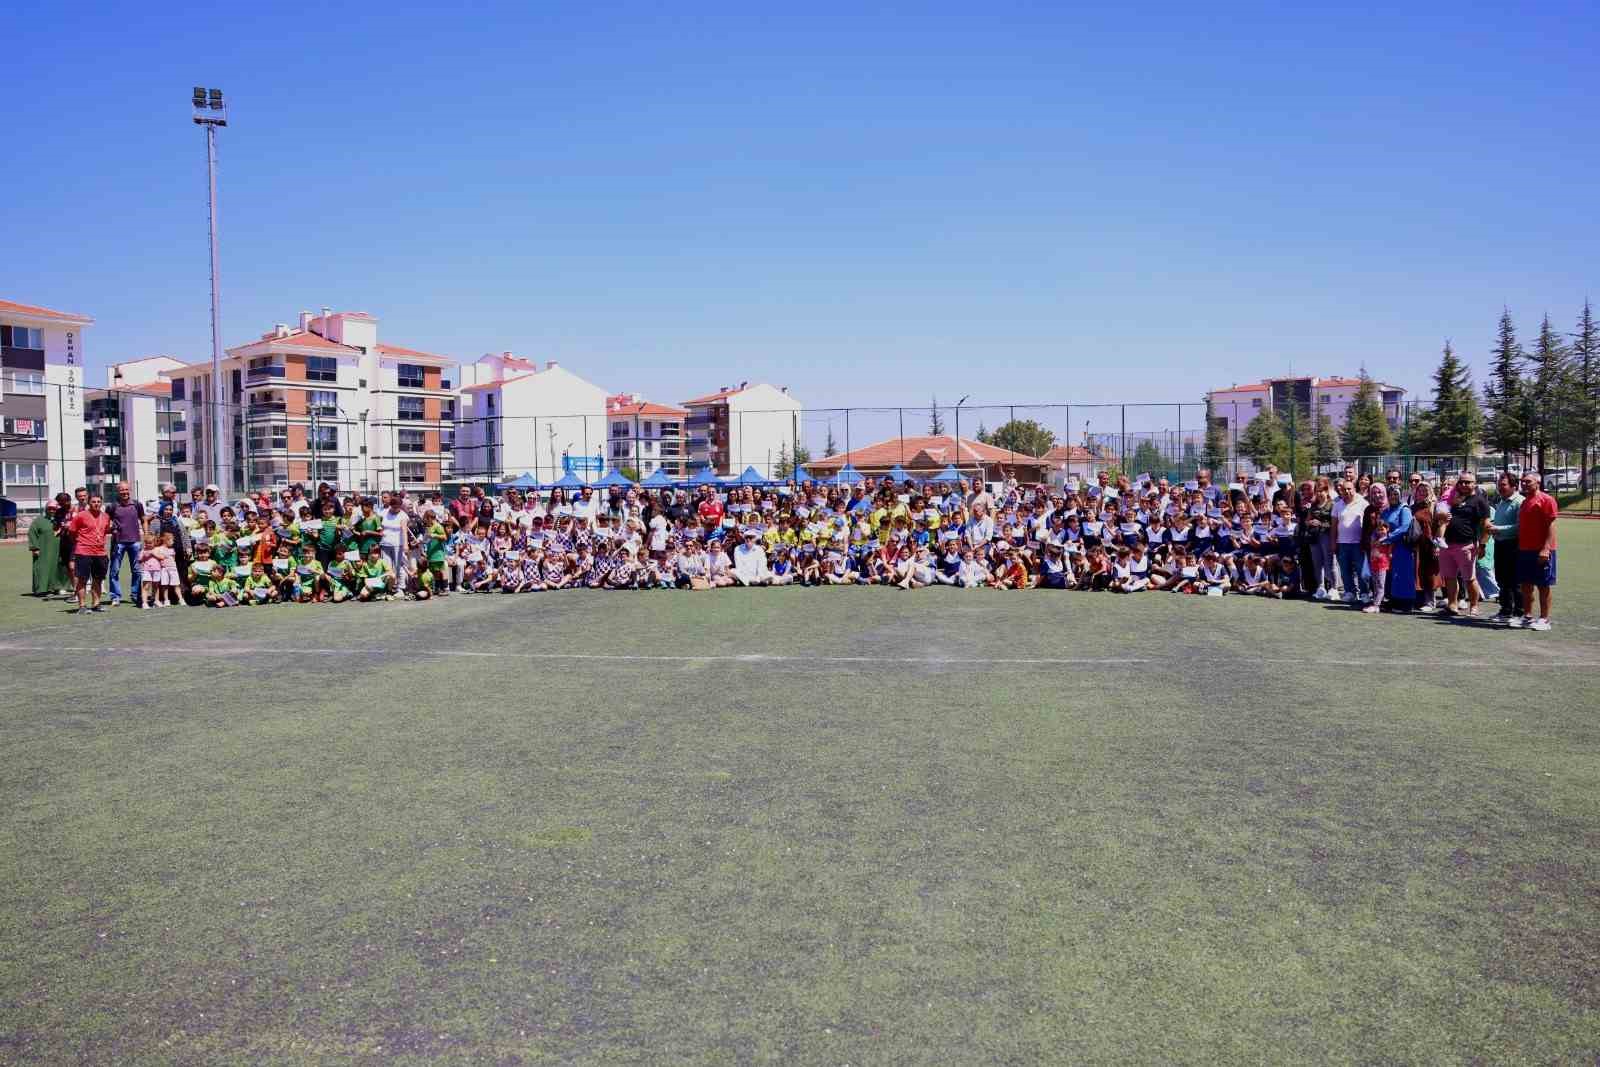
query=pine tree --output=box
[975,422,989,445]
[1526,313,1571,473]
[824,427,838,457]
[1237,407,1288,469]
[1339,366,1394,468]
[1129,440,1165,479]
[1311,413,1342,468]
[1278,392,1310,481]
[792,442,812,470]
[1570,300,1599,490]
[928,397,945,436]
[774,441,793,479]
[1200,396,1230,473]
[1421,341,1481,460]
[1481,308,1526,467]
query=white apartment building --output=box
[680,381,802,478]
[83,356,187,500]
[606,393,688,478]
[1208,375,1407,435]
[162,310,458,494]
[455,353,609,484]
[0,298,93,513]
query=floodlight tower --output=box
[192,87,228,492]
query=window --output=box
[171,378,186,400]
[439,427,455,450]
[441,399,455,420]
[398,429,426,453]
[4,461,48,485]
[610,442,627,459]
[2,369,45,395]
[306,355,338,383]
[247,356,285,380]
[249,459,289,485]
[486,394,495,413]
[612,421,628,437]
[399,461,427,484]
[313,460,340,483]
[1251,398,1262,408]
[312,425,339,451]
[4,416,45,439]
[1,325,44,350]
[308,389,338,416]
[397,364,425,389]
[644,421,653,435]
[169,446,187,465]
[247,423,288,451]
[484,419,496,445]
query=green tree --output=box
[1481,308,1526,467]
[975,422,990,444]
[1570,300,1599,490]
[1311,413,1342,468]
[1420,341,1481,459]
[824,426,838,457]
[1526,313,1571,474]
[1201,396,1230,473]
[986,418,1056,457]
[774,441,793,479]
[1237,407,1288,469]
[1128,439,1165,478]
[793,441,812,470]
[928,397,945,436]
[1339,367,1394,467]
[618,465,641,482]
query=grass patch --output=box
[1,525,1598,1063]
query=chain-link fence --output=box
[4,383,1595,521]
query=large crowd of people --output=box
[26,464,1560,629]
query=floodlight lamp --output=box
[192,87,207,106]
[208,88,224,109]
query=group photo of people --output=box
[26,464,1560,629]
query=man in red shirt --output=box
[1510,471,1558,631]
[696,486,725,527]
[64,494,113,614]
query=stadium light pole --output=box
[192,87,228,493]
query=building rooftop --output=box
[0,298,94,325]
[607,393,688,418]
[807,434,1050,472]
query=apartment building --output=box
[455,353,609,484]
[680,381,802,478]
[605,393,688,478]
[162,310,457,494]
[1208,375,1407,433]
[0,298,92,513]
[83,356,187,500]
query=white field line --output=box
[2,643,1598,669]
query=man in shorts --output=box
[64,494,113,614]
[1509,471,1558,631]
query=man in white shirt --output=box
[1330,479,1369,602]
[732,530,770,586]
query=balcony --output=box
[246,366,286,382]
[247,401,287,416]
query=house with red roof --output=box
[807,434,1052,483]
[161,309,458,494]
[679,381,802,477]
[606,393,689,478]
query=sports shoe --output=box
[91,605,105,613]
[1507,615,1528,629]
[1313,588,1328,601]
[1530,618,1552,631]
[76,606,90,616]
[1343,591,1358,603]
[110,598,121,607]
[1361,605,1378,614]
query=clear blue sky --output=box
[5,0,1596,430]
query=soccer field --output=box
[2,527,1598,1064]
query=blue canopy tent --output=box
[639,469,675,488]
[831,464,865,486]
[927,464,963,484]
[685,466,723,488]
[546,472,586,491]
[499,472,540,490]
[885,465,914,483]
[594,468,636,489]
[734,465,770,486]
[792,465,814,482]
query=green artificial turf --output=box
[1,525,1598,1064]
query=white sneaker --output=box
[1507,615,1528,629]
[1530,618,1551,632]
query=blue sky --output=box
[4,0,1596,429]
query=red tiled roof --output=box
[807,435,1050,472]
[681,386,746,406]
[1316,376,1363,387]
[124,381,172,396]
[375,342,451,364]
[0,298,93,324]
[1042,444,1098,462]
[239,329,362,354]
[606,393,688,418]
[1213,383,1269,392]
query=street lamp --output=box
[192,86,228,494]
[954,395,970,476]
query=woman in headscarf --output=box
[28,496,71,596]
[1378,484,1415,611]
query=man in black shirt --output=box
[1441,473,1491,616]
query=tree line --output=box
[1204,301,1597,485]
